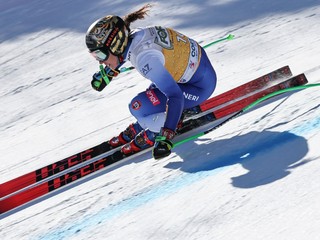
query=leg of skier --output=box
[107,48,216,157]
[122,48,217,157]
[120,88,167,155]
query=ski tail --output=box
[178,73,308,134]
[200,65,292,111]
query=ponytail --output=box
[123,3,153,28]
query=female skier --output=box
[85,4,217,159]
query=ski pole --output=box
[173,83,320,148]
[202,34,234,49]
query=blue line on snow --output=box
[290,117,320,135]
[38,168,225,240]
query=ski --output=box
[0,66,293,199]
[199,65,292,112]
[178,73,308,133]
[0,73,307,214]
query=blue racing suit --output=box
[123,26,217,133]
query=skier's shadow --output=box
[165,130,310,188]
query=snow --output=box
[1,0,320,239]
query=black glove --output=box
[91,66,120,92]
[91,71,107,91]
[152,128,175,160]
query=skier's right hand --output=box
[152,128,175,160]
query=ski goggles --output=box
[90,49,110,62]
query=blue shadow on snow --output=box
[167,130,309,188]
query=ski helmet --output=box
[85,15,129,60]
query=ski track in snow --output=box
[1,1,320,240]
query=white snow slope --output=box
[1,0,320,239]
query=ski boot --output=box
[176,106,201,134]
[111,129,157,161]
[182,105,201,118]
[97,122,144,153]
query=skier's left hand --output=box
[91,67,119,91]
[91,71,107,91]
[152,128,175,159]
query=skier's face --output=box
[99,52,118,69]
